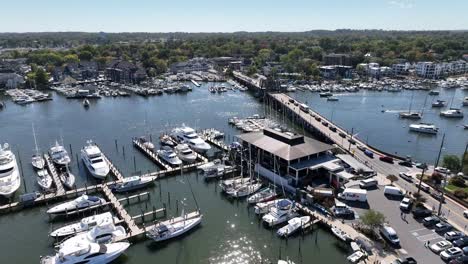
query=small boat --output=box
[254,199,281,215]
[327,96,339,101]
[463,97,468,106]
[277,216,310,237]
[50,212,118,237]
[409,123,438,134]
[227,182,262,198]
[139,136,155,151]
[432,100,446,107]
[247,187,277,204]
[49,141,71,167]
[157,146,182,166]
[146,210,203,242]
[40,241,130,264]
[197,159,221,171]
[347,251,365,263]
[174,144,197,163]
[464,124,468,129]
[110,175,157,193]
[160,135,176,147]
[202,166,230,179]
[440,108,464,118]
[0,102,4,109]
[262,199,298,227]
[32,154,45,170]
[429,90,440,95]
[219,177,251,193]
[331,226,351,242]
[82,99,90,108]
[36,169,53,191]
[47,194,106,214]
[399,112,422,119]
[278,259,296,264]
[59,217,127,248]
[59,166,76,189]
[319,92,333,97]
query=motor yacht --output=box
[0,143,21,198]
[171,125,211,153]
[40,241,130,264]
[440,108,464,118]
[146,210,203,242]
[254,199,282,215]
[59,218,127,248]
[247,187,277,204]
[49,141,71,167]
[37,169,53,191]
[47,194,106,214]
[157,146,182,166]
[227,182,262,198]
[174,144,197,163]
[409,123,438,134]
[277,216,310,237]
[50,212,118,238]
[432,100,446,107]
[262,199,298,227]
[81,141,110,179]
[197,158,221,170]
[110,175,156,193]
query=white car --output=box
[440,247,463,261]
[398,172,413,182]
[434,167,449,174]
[430,240,452,254]
[464,210,468,218]
[399,197,412,210]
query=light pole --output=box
[438,169,450,217]
[416,163,427,197]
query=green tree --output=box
[64,54,79,63]
[443,155,461,173]
[386,174,399,185]
[35,68,49,88]
[78,51,93,61]
[450,176,466,188]
[360,210,386,230]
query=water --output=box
[0,84,350,264]
[288,88,468,164]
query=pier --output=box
[199,129,230,151]
[44,154,65,195]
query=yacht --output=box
[262,199,298,227]
[59,167,76,189]
[331,227,351,242]
[146,211,203,242]
[59,218,127,248]
[409,123,439,134]
[138,136,154,151]
[219,177,251,193]
[171,125,211,153]
[432,100,446,107]
[319,92,332,97]
[174,144,197,163]
[0,143,21,198]
[254,199,282,215]
[157,146,182,166]
[32,154,45,170]
[81,141,110,179]
[277,216,310,237]
[278,259,296,264]
[40,241,130,264]
[463,97,468,106]
[440,108,464,118]
[37,169,53,191]
[247,187,277,204]
[49,141,71,167]
[50,212,118,238]
[110,175,157,193]
[47,194,106,214]
[399,112,422,119]
[159,135,176,147]
[227,182,262,198]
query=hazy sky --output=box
[1,0,467,32]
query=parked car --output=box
[453,237,468,248]
[449,255,468,264]
[357,145,366,151]
[399,197,412,211]
[462,246,468,256]
[398,160,413,167]
[399,172,413,182]
[435,222,453,233]
[288,98,294,103]
[412,207,432,219]
[445,231,465,242]
[315,117,321,122]
[415,163,427,169]
[348,138,356,145]
[392,257,417,264]
[380,225,400,247]
[379,155,394,163]
[384,186,404,197]
[435,167,449,174]
[329,126,337,132]
[364,149,374,158]
[440,247,463,261]
[332,206,355,219]
[321,121,328,127]
[418,182,431,193]
[422,216,441,227]
[338,132,346,138]
[430,240,453,254]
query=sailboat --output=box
[146,207,203,242]
[399,92,422,119]
[31,124,45,170]
[226,144,262,198]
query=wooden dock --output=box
[100,152,124,181]
[44,154,65,195]
[132,139,172,170]
[200,129,230,151]
[101,184,140,235]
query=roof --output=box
[238,129,334,161]
[336,154,374,173]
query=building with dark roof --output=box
[323,53,351,66]
[106,60,147,84]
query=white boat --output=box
[440,108,464,118]
[146,211,203,242]
[409,123,438,134]
[59,167,76,189]
[327,96,339,101]
[227,182,262,198]
[277,216,310,237]
[174,144,197,163]
[278,259,296,264]
[262,199,298,227]
[171,125,211,153]
[32,154,45,170]
[254,199,282,215]
[110,175,156,193]
[347,251,365,263]
[83,99,90,108]
[47,194,106,214]
[463,97,468,106]
[197,159,222,170]
[0,143,21,198]
[219,177,251,193]
[399,112,422,119]
[49,141,71,167]
[160,135,176,147]
[331,226,351,242]
[80,141,110,179]
[432,100,446,107]
[40,241,130,264]
[59,217,127,248]
[50,212,118,238]
[247,187,277,204]
[157,146,182,166]
[37,169,53,191]
[202,166,229,179]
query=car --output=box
[431,191,445,202]
[359,178,378,189]
[435,166,449,174]
[430,240,453,254]
[453,236,468,248]
[435,222,453,233]
[357,145,366,151]
[399,197,412,211]
[464,210,468,218]
[288,98,294,103]
[380,225,400,247]
[399,172,413,182]
[398,160,413,167]
[332,207,355,219]
[445,231,465,242]
[329,126,337,132]
[379,155,394,163]
[348,138,356,145]
[415,163,428,169]
[422,216,440,227]
[338,132,346,138]
[321,121,328,127]
[440,247,463,261]
[364,149,374,158]
[293,101,299,106]
[449,255,468,264]
[412,207,432,219]
[315,117,321,122]
[392,257,417,264]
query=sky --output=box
[1,0,467,32]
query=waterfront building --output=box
[106,60,147,84]
[319,65,352,79]
[323,53,351,66]
[392,62,410,75]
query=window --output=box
[84,252,104,259]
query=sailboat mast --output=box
[32,123,39,154]
[408,91,414,113]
